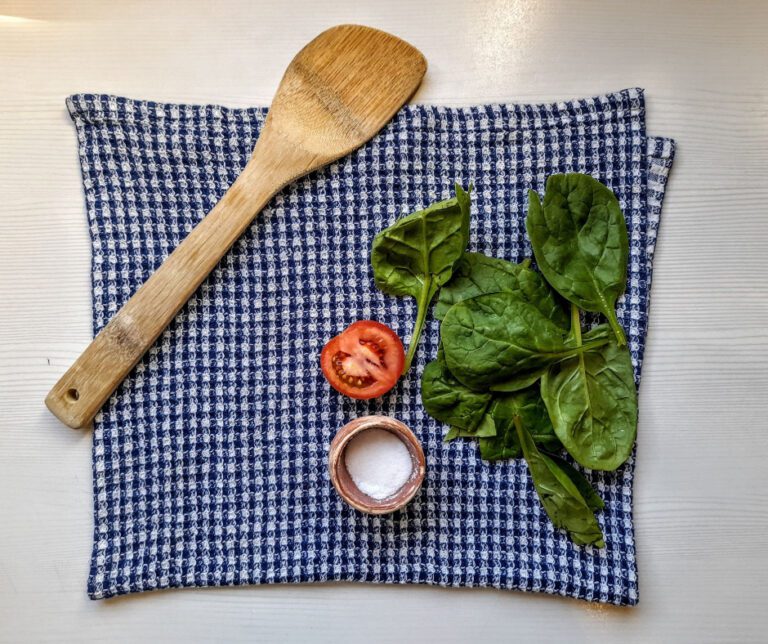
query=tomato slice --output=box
[320,320,405,400]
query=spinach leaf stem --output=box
[403,275,433,373]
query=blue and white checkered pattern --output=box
[67,88,674,604]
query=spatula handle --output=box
[46,162,275,429]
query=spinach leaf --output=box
[444,426,461,441]
[543,453,604,511]
[435,253,568,328]
[423,354,561,451]
[478,386,561,461]
[526,173,629,345]
[421,358,492,434]
[478,423,521,460]
[440,293,608,391]
[516,418,605,547]
[541,313,638,471]
[445,415,497,442]
[488,366,548,393]
[490,323,614,393]
[371,184,471,373]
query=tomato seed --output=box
[331,351,375,388]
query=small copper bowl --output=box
[329,415,426,515]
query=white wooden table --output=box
[1,1,767,641]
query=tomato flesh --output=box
[320,321,404,400]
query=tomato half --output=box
[320,320,405,400]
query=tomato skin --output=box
[320,321,405,400]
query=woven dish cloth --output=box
[67,88,674,604]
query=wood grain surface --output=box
[1,0,767,642]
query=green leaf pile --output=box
[371,174,637,547]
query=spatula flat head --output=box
[264,25,426,161]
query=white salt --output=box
[344,428,413,500]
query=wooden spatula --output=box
[46,25,426,429]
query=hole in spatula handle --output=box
[45,375,97,430]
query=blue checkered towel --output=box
[67,88,674,604]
